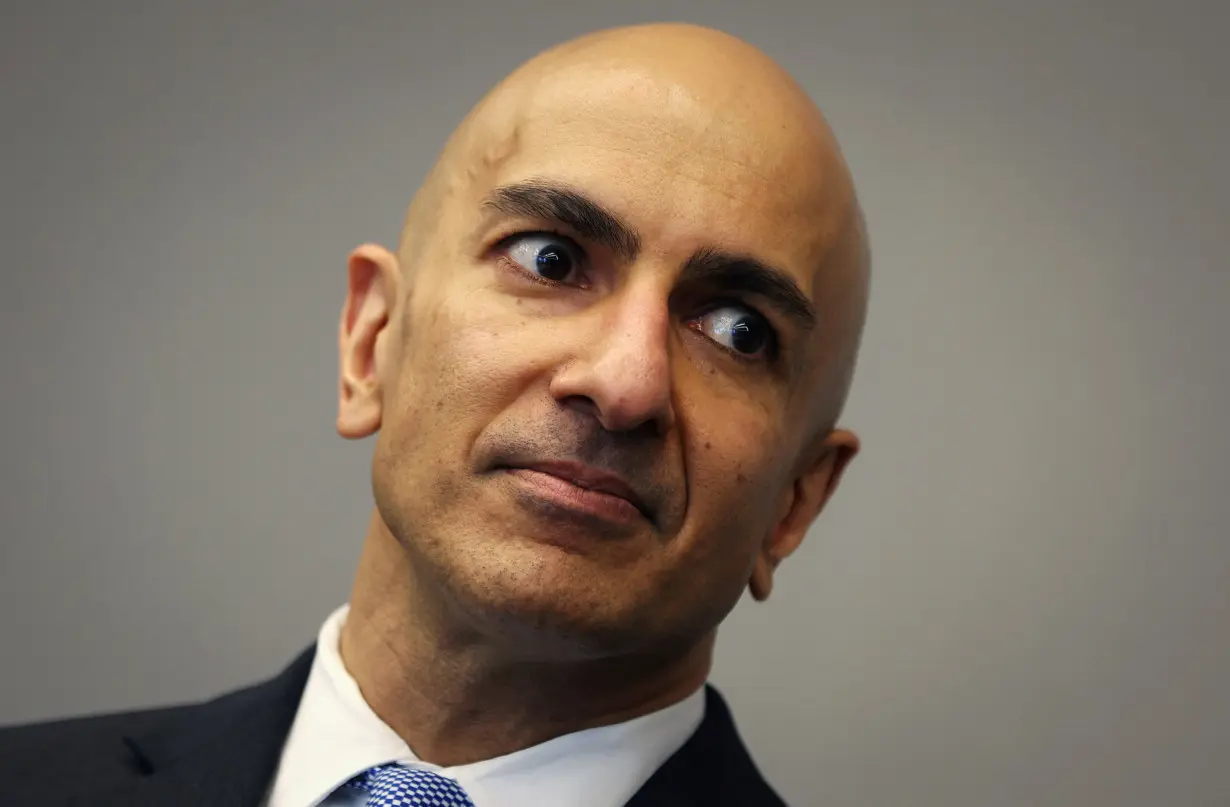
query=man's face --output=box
[360,67,855,657]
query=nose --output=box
[549,292,676,435]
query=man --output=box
[0,22,869,807]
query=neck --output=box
[338,511,712,767]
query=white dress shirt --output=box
[262,605,706,807]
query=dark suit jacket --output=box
[0,647,788,806]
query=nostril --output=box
[559,394,603,421]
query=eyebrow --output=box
[483,180,642,262]
[680,247,817,331]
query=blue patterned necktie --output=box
[344,763,477,807]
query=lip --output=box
[500,461,652,525]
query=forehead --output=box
[467,66,845,286]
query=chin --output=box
[441,539,661,659]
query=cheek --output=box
[385,286,550,456]
[642,408,788,634]
[682,402,789,545]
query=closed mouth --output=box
[498,460,652,523]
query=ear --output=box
[337,244,399,439]
[748,428,860,601]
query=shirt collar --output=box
[265,605,706,807]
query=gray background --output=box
[2,2,1227,806]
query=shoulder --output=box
[0,648,315,805]
[0,705,179,761]
[0,704,186,796]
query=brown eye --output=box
[693,305,773,358]
[505,234,582,283]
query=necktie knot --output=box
[346,763,476,807]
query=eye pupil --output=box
[535,247,572,281]
[730,319,766,354]
[730,319,768,354]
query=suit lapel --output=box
[89,646,315,807]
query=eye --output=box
[691,305,775,359]
[502,233,584,284]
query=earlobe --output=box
[749,555,777,601]
[748,429,860,602]
[337,244,399,440]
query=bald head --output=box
[398,23,868,429]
